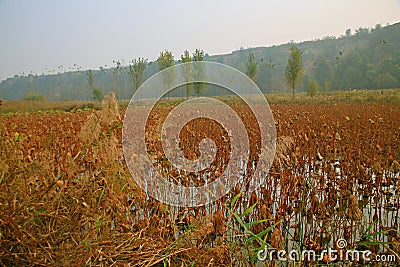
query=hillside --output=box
[1,22,399,100]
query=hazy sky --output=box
[0,0,399,80]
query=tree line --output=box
[1,22,399,100]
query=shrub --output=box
[93,88,104,102]
[23,93,46,101]
[306,78,318,97]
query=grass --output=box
[0,100,103,114]
[264,88,400,105]
[1,88,399,114]
[0,90,399,266]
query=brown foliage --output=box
[0,100,399,265]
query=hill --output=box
[1,22,399,100]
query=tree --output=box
[129,57,147,95]
[112,60,123,99]
[374,24,382,31]
[28,73,37,94]
[265,58,276,93]
[192,49,206,96]
[322,79,329,94]
[376,73,398,88]
[355,27,370,35]
[379,39,387,89]
[345,29,352,37]
[86,69,94,101]
[157,51,175,99]
[92,88,104,102]
[306,78,318,97]
[285,44,303,98]
[246,52,258,81]
[181,50,192,99]
[301,74,310,93]
[335,50,344,90]
[314,57,332,87]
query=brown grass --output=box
[0,91,399,266]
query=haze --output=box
[0,0,399,80]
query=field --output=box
[0,90,399,266]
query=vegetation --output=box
[285,44,303,98]
[157,50,175,98]
[92,87,104,102]
[1,91,399,266]
[111,60,124,98]
[23,93,46,101]
[87,69,94,101]
[129,57,147,94]
[246,51,258,81]
[322,78,329,94]
[180,50,193,99]
[0,100,103,114]
[1,19,400,266]
[3,23,399,100]
[306,78,318,97]
[213,22,400,93]
[192,48,206,96]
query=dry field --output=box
[0,91,399,266]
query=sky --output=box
[0,0,399,81]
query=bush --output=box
[23,93,46,101]
[306,78,318,97]
[92,88,104,102]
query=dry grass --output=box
[0,91,399,266]
[0,100,102,114]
